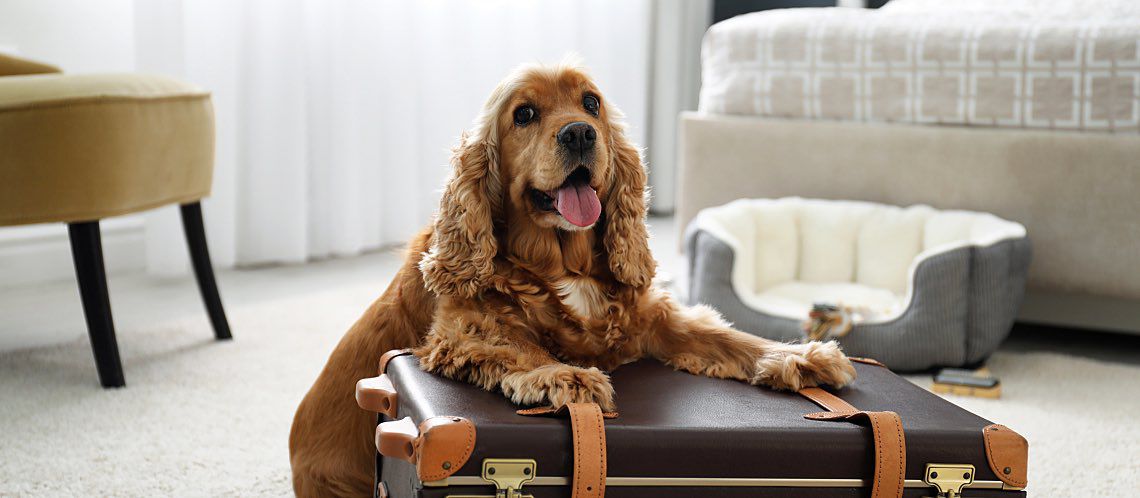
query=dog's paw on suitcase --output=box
[750,341,857,391]
[501,364,617,412]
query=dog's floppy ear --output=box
[603,114,655,288]
[419,131,501,298]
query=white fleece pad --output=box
[690,197,1027,322]
[857,205,933,294]
[750,201,799,290]
[797,201,876,283]
[756,281,902,319]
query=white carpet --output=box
[1,254,1138,496]
[905,355,1140,496]
[0,282,375,497]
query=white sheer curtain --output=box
[134,0,652,275]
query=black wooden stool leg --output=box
[180,202,232,340]
[68,221,126,388]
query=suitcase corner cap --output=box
[982,424,1028,488]
[415,416,477,482]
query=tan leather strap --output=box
[516,405,619,419]
[567,403,607,498]
[515,403,610,497]
[799,387,858,413]
[799,388,906,498]
[849,357,887,367]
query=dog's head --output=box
[419,62,654,297]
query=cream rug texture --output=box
[2,268,1138,496]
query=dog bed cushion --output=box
[685,197,1032,370]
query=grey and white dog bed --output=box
[685,197,1031,371]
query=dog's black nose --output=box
[557,122,596,154]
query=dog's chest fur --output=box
[552,276,607,319]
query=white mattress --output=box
[699,0,1140,132]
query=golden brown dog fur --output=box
[289,62,856,497]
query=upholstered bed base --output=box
[677,113,1140,334]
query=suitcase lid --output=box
[383,355,1020,492]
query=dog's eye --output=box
[513,105,536,126]
[583,94,600,116]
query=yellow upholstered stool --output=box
[0,54,231,387]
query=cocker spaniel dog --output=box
[289,62,856,497]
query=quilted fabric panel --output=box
[700,0,1140,132]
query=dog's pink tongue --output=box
[554,181,601,227]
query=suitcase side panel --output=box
[410,484,1026,498]
[380,457,421,498]
[382,356,1022,493]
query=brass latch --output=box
[445,459,536,498]
[923,463,975,498]
[482,459,536,498]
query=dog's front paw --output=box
[501,364,616,412]
[750,341,856,391]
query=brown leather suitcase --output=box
[357,350,1028,498]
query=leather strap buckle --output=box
[516,403,609,498]
[566,403,606,498]
[800,387,906,498]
